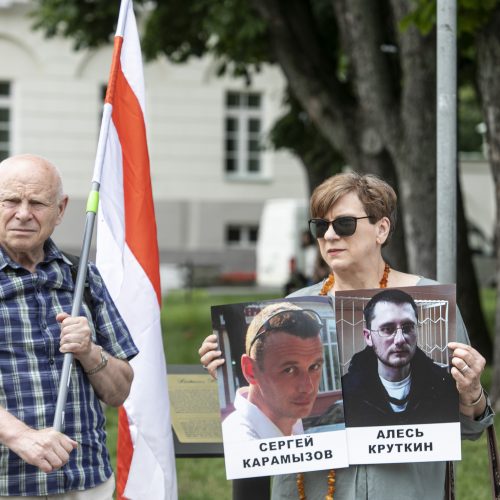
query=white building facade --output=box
[0,1,495,288]
[0,0,308,284]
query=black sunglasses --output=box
[308,216,374,238]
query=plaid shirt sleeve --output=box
[83,262,138,361]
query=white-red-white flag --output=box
[95,1,177,498]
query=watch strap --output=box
[85,346,108,375]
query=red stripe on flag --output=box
[111,61,161,304]
[105,37,124,105]
[98,3,176,498]
[112,59,162,496]
[116,406,133,500]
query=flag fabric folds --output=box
[96,1,177,498]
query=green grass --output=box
[105,287,499,499]
[161,289,277,364]
[481,287,496,339]
[457,418,499,499]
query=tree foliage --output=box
[31,0,121,48]
[31,0,494,361]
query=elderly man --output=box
[0,154,137,498]
[222,302,325,441]
[342,288,458,427]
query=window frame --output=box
[225,223,259,248]
[224,91,263,179]
[0,81,11,161]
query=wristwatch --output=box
[85,346,109,375]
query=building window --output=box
[225,224,259,247]
[0,81,11,162]
[225,91,262,177]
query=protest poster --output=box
[211,296,348,479]
[336,284,461,464]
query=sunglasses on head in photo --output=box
[308,216,375,239]
[249,308,324,354]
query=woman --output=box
[199,172,492,499]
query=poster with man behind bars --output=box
[336,284,461,465]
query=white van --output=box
[256,198,309,287]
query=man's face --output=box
[364,301,418,373]
[251,331,324,430]
[0,158,67,260]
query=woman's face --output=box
[316,191,388,272]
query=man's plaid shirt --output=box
[0,239,138,496]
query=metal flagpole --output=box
[53,0,132,432]
[436,0,457,493]
[436,0,457,284]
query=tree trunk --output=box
[252,0,488,352]
[251,0,413,271]
[457,174,493,361]
[476,6,500,406]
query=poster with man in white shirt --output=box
[211,297,348,479]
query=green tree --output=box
[476,5,500,408]
[406,0,500,404]
[31,0,491,360]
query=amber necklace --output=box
[296,262,391,500]
[319,262,390,296]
